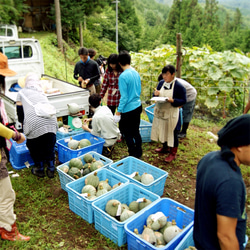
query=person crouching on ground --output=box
[82,93,121,157]
[151,65,186,163]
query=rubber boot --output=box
[0,222,30,241]
[31,162,45,178]
[178,122,189,138]
[155,142,170,153]
[165,147,178,163]
[46,160,55,178]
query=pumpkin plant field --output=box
[2,112,250,250]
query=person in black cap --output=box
[193,114,250,250]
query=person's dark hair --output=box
[89,93,101,108]
[88,48,96,59]
[107,53,121,72]
[78,47,89,56]
[118,50,131,66]
[158,73,163,81]
[0,75,5,93]
[162,65,176,75]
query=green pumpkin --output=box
[82,166,91,176]
[84,172,99,188]
[81,184,96,196]
[79,139,91,149]
[68,167,81,179]
[83,153,94,163]
[57,121,63,128]
[138,198,152,210]
[90,160,104,172]
[105,199,121,217]
[98,179,111,191]
[68,158,83,170]
[141,173,154,185]
[96,183,108,197]
[129,201,140,213]
[61,165,69,173]
[133,172,141,182]
[68,137,79,150]
[120,209,135,222]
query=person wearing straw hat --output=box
[0,52,30,241]
[194,114,250,250]
[16,73,57,178]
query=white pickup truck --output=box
[0,32,89,129]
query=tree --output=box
[232,8,242,31]
[0,0,27,24]
[54,0,63,51]
[242,29,250,52]
[203,0,219,28]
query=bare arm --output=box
[243,100,250,114]
[217,214,239,250]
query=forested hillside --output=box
[1,0,250,53]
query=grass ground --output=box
[6,31,248,249]
[1,111,250,249]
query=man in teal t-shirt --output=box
[115,51,142,158]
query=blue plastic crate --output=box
[140,119,152,143]
[57,132,105,163]
[175,228,249,250]
[57,151,113,191]
[145,104,155,123]
[175,227,194,250]
[66,168,129,224]
[55,129,85,151]
[92,183,160,247]
[125,198,194,250]
[145,104,183,126]
[7,139,34,170]
[109,156,168,196]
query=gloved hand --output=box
[114,115,121,123]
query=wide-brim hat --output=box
[18,75,27,88]
[18,72,37,88]
[0,53,17,76]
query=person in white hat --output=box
[0,52,30,241]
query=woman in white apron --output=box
[151,65,186,162]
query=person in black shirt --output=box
[73,47,100,95]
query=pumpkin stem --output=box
[172,220,176,225]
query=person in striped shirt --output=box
[16,73,57,178]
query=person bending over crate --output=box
[82,94,121,157]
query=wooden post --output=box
[176,33,182,78]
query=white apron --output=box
[151,81,179,147]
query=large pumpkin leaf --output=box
[222,62,237,71]
[205,97,219,108]
[218,77,234,92]
[230,69,246,79]
[208,86,219,95]
[208,65,223,81]
[207,54,223,66]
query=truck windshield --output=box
[0,45,33,59]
